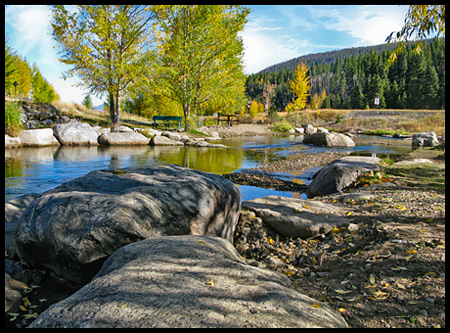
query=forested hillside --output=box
[246,38,445,110]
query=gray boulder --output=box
[242,196,352,239]
[19,128,60,147]
[98,131,150,145]
[303,132,355,147]
[306,156,381,198]
[150,135,184,146]
[15,165,241,284]
[5,134,22,148]
[29,236,347,328]
[53,121,99,146]
[412,131,439,148]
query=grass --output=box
[54,100,156,129]
[5,101,24,137]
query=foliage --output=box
[386,5,445,65]
[272,120,293,133]
[151,5,249,130]
[50,5,154,129]
[5,101,24,137]
[82,95,93,109]
[286,61,310,112]
[246,38,445,111]
[31,65,59,103]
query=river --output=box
[5,134,412,202]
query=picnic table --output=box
[217,113,238,126]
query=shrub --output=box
[5,101,24,137]
[272,120,293,133]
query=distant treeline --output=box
[246,38,445,110]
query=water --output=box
[5,134,412,202]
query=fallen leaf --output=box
[23,313,38,319]
[369,274,376,284]
[206,280,215,286]
[197,240,207,244]
[334,289,352,295]
[390,266,407,271]
[312,302,321,309]
[23,297,31,307]
[406,249,417,255]
[19,305,27,312]
[302,204,310,209]
[396,281,406,290]
[338,308,346,313]
[120,301,129,309]
[346,212,353,216]
[331,227,341,233]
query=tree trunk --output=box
[109,93,116,129]
[183,103,190,131]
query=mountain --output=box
[257,39,433,74]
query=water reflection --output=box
[4,135,412,202]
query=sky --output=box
[5,5,410,106]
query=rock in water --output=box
[15,165,241,284]
[29,236,347,328]
[306,156,380,198]
[303,132,355,147]
[52,121,99,146]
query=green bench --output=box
[152,116,183,129]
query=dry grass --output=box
[53,100,154,128]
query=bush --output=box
[272,120,293,133]
[5,101,24,137]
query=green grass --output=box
[5,101,24,137]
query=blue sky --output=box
[5,5,410,105]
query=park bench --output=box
[152,115,183,129]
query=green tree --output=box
[5,38,17,95]
[152,5,249,130]
[82,94,93,109]
[349,83,365,109]
[50,5,154,129]
[386,5,445,66]
[14,55,33,98]
[31,65,59,103]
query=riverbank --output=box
[232,147,445,328]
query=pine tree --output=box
[422,65,440,109]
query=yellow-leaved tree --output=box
[286,61,310,124]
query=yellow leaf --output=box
[396,281,406,290]
[338,308,346,313]
[331,228,340,233]
[302,204,309,209]
[19,305,27,312]
[268,238,274,245]
[23,297,31,307]
[424,272,437,276]
[120,302,129,309]
[346,212,352,216]
[206,280,215,286]
[23,313,38,319]
[334,289,352,295]
[369,274,376,284]
[312,302,321,309]
[197,240,207,244]
[405,249,417,254]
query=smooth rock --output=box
[5,134,22,148]
[15,165,241,284]
[412,131,439,148]
[29,236,347,328]
[306,156,380,198]
[393,158,434,166]
[303,132,355,147]
[242,196,352,239]
[98,131,150,145]
[53,121,99,146]
[19,128,60,147]
[150,135,184,146]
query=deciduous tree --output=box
[50,5,154,129]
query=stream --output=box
[5,134,413,202]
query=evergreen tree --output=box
[82,94,93,109]
[349,83,365,109]
[422,65,440,109]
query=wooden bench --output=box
[152,116,183,129]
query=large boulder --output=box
[412,131,439,148]
[15,165,241,284]
[29,236,347,328]
[98,131,150,145]
[306,156,381,198]
[242,196,352,239]
[303,132,355,147]
[53,121,99,146]
[150,135,184,146]
[5,134,22,148]
[19,128,60,147]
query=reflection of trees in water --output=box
[156,146,244,175]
